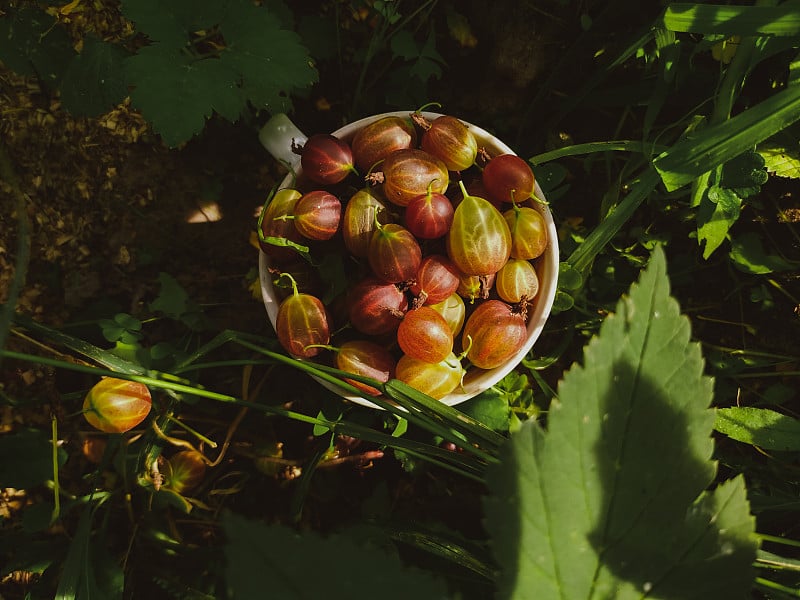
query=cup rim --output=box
[259,110,559,408]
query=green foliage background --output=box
[1,0,800,598]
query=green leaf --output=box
[729,232,798,274]
[0,6,74,86]
[0,536,64,578]
[222,512,448,598]
[484,246,758,599]
[458,387,513,433]
[531,162,568,195]
[390,30,420,61]
[0,428,67,489]
[663,4,800,36]
[148,273,190,318]
[758,130,800,179]
[715,407,800,451]
[125,45,244,146]
[149,272,206,329]
[558,261,584,291]
[120,0,189,45]
[653,83,800,191]
[55,505,123,600]
[219,0,318,112]
[720,151,768,197]
[60,36,128,117]
[697,185,742,259]
[12,313,146,375]
[100,313,142,344]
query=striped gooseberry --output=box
[503,204,548,260]
[495,258,540,304]
[347,277,408,335]
[292,190,341,241]
[395,352,465,400]
[446,181,511,276]
[380,148,449,207]
[83,377,152,434]
[416,114,478,172]
[342,187,390,258]
[396,306,454,364]
[368,222,422,283]
[409,254,460,306]
[275,274,330,358]
[351,115,417,172]
[300,134,356,185]
[482,154,535,205]
[428,293,466,336]
[403,181,454,239]
[258,188,304,264]
[462,299,527,370]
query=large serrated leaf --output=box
[219,0,318,112]
[120,0,188,45]
[60,36,128,117]
[0,6,74,86]
[125,45,244,146]
[484,247,758,599]
[222,512,449,599]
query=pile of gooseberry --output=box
[259,111,548,401]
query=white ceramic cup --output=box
[258,111,559,408]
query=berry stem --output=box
[303,344,340,354]
[277,272,300,297]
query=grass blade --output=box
[383,380,507,450]
[11,313,145,375]
[567,167,662,274]
[664,3,800,36]
[530,140,667,165]
[654,83,800,191]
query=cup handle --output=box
[258,113,308,171]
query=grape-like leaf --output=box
[484,247,758,599]
[0,6,74,86]
[219,0,318,112]
[60,36,128,117]
[124,45,244,146]
[222,512,448,599]
[120,0,189,45]
[122,0,313,144]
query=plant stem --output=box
[51,414,61,522]
[0,140,31,359]
[164,414,218,448]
